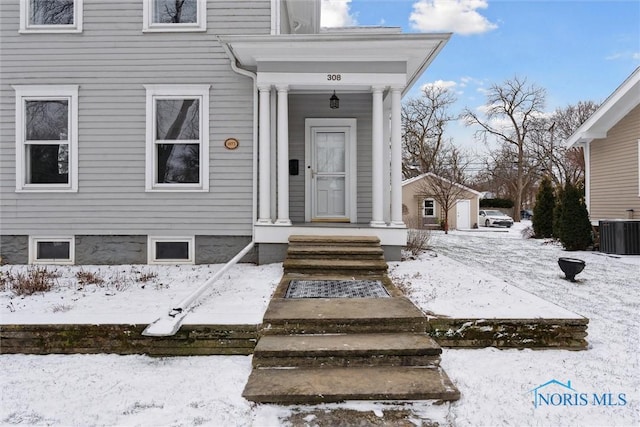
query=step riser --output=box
[288,236,381,246]
[283,261,388,269]
[284,269,388,277]
[288,243,382,249]
[253,355,441,368]
[262,321,427,335]
[245,391,452,405]
[242,366,461,404]
[286,254,385,261]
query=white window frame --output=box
[29,236,75,264]
[422,198,435,217]
[144,84,210,192]
[142,0,206,32]
[13,85,79,192]
[148,236,195,264]
[19,0,83,33]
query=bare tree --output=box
[478,143,541,208]
[462,76,546,221]
[402,85,457,178]
[532,101,600,186]
[416,146,471,233]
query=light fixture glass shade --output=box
[330,91,339,109]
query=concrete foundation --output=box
[257,243,288,265]
[0,235,28,264]
[75,235,147,265]
[196,236,256,264]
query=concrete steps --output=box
[284,235,388,275]
[261,298,427,335]
[252,333,442,368]
[286,245,385,260]
[243,366,460,404]
[288,235,382,246]
[242,235,460,404]
[283,258,388,275]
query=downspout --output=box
[141,39,260,337]
[583,141,592,224]
[218,37,259,246]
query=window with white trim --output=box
[143,0,206,32]
[14,85,79,192]
[144,85,209,191]
[19,0,83,33]
[29,237,75,264]
[148,237,194,264]
[422,198,435,217]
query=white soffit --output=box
[220,33,451,95]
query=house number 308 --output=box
[327,74,342,81]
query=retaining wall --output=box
[427,318,589,350]
[1,317,589,355]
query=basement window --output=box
[148,237,194,264]
[29,237,74,264]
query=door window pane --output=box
[153,0,197,24]
[316,132,345,173]
[30,0,74,25]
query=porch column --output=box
[370,86,386,227]
[257,85,272,224]
[390,86,405,227]
[275,85,291,225]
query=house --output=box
[401,172,481,230]
[0,0,450,265]
[565,67,640,224]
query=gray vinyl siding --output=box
[0,0,270,236]
[589,104,640,221]
[288,93,373,223]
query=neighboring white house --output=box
[401,173,482,230]
[0,0,450,264]
[565,67,640,224]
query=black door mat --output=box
[285,280,390,298]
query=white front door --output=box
[305,119,357,222]
[456,199,471,229]
[313,131,347,219]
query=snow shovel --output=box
[142,242,254,337]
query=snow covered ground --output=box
[1,222,639,426]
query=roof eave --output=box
[565,67,640,148]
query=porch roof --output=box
[219,33,451,95]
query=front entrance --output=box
[305,119,357,223]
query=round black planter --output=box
[558,257,586,282]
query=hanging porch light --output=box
[329,91,340,109]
